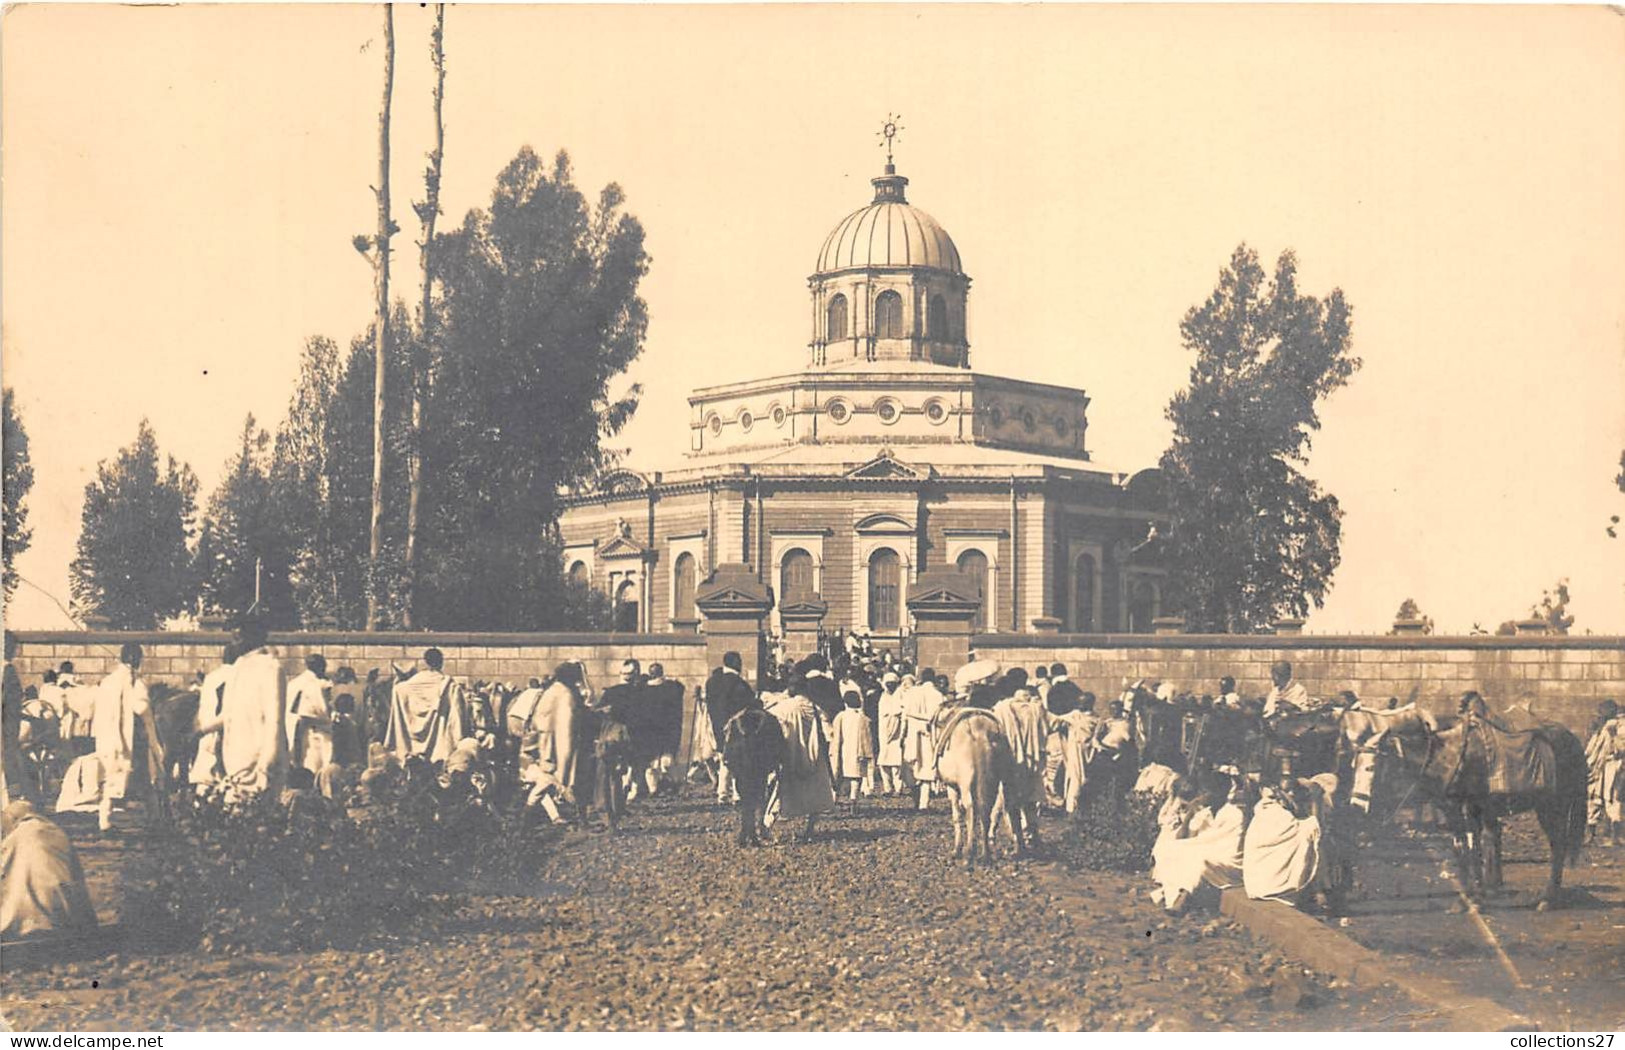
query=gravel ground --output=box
[2,791,1446,1031]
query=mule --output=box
[721,708,783,846]
[1415,718,1588,909]
[931,705,1013,869]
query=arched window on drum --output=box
[780,548,815,605]
[874,290,904,340]
[1073,554,1096,633]
[867,548,901,631]
[672,552,697,622]
[827,294,848,342]
[956,549,989,632]
[929,294,950,342]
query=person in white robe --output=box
[763,677,836,840]
[1242,775,1336,905]
[994,686,1051,837]
[514,663,586,821]
[384,648,467,765]
[1262,660,1313,719]
[219,622,288,801]
[1,801,98,941]
[1053,693,1099,814]
[58,645,163,832]
[285,654,335,777]
[900,669,948,811]
[828,690,874,805]
[1151,775,1249,913]
[876,673,911,797]
[189,644,237,791]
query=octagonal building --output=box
[557,158,1168,641]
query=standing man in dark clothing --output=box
[639,663,685,798]
[705,651,759,804]
[1045,663,1083,715]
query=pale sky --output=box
[3,4,1623,634]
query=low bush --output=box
[1055,791,1161,874]
[122,780,559,953]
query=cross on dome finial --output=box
[877,114,904,173]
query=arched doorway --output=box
[867,548,901,631]
[672,552,696,622]
[956,549,989,631]
[1073,554,1096,633]
[614,579,639,633]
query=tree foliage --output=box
[70,420,199,628]
[2,388,35,598]
[195,415,297,626]
[412,147,649,628]
[1159,246,1360,633]
[1390,597,1434,635]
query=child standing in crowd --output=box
[829,689,874,808]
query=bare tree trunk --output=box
[366,4,395,631]
[403,3,446,629]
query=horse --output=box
[721,708,783,846]
[1263,707,1343,782]
[930,703,1013,869]
[147,684,199,788]
[1413,717,1588,909]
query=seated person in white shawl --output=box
[1,800,98,942]
[1151,773,1251,913]
[1242,774,1339,907]
[384,648,468,765]
[762,675,836,842]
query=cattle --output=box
[721,708,783,846]
[931,704,1013,870]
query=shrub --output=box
[122,780,559,953]
[1055,791,1162,874]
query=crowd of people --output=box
[2,623,1622,943]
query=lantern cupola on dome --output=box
[809,120,971,369]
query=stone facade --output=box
[558,157,1167,642]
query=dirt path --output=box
[1333,813,1625,1031]
[3,792,1443,1031]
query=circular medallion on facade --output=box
[924,398,949,425]
[875,398,901,425]
[1022,409,1037,432]
[987,405,1004,427]
[707,413,723,435]
[827,400,852,424]
[771,404,787,427]
[739,410,754,432]
[1053,416,1069,437]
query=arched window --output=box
[567,561,588,586]
[929,295,950,341]
[874,290,903,339]
[672,552,696,622]
[1073,554,1096,633]
[1129,577,1157,634]
[868,548,901,631]
[780,548,814,605]
[956,549,989,632]
[826,294,848,342]
[614,579,639,633]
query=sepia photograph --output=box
[1,1,1622,1035]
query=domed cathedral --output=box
[557,130,1168,642]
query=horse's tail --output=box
[1565,789,1587,866]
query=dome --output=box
[814,168,963,276]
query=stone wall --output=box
[8,631,709,690]
[971,633,1625,735]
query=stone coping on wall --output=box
[8,630,707,648]
[971,632,1624,651]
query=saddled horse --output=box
[930,703,1013,869]
[1414,717,1587,909]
